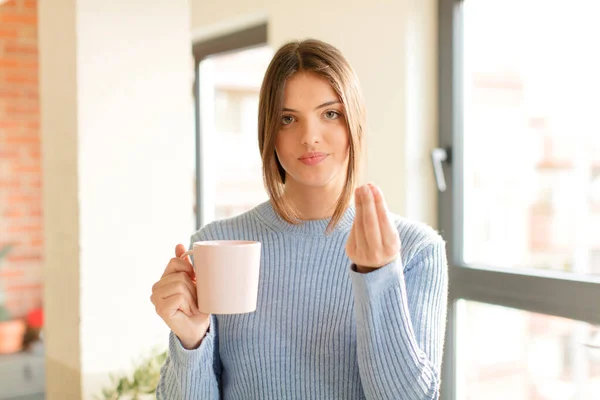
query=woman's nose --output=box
[300,119,323,146]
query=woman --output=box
[152,39,448,400]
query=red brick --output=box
[0,120,24,129]
[3,208,23,218]
[2,115,37,124]
[5,129,37,138]
[1,0,43,315]
[28,147,40,157]
[29,180,41,189]
[3,73,38,85]
[0,269,24,279]
[5,282,43,292]
[0,177,21,186]
[0,14,37,25]
[0,89,21,99]
[12,164,40,173]
[19,89,38,98]
[5,135,38,144]
[6,104,39,114]
[0,58,37,70]
[18,25,37,40]
[4,43,37,55]
[0,27,19,38]
[20,60,38,69]
[7,194,37,204]
[7,252,43,262]
[0,1,18,11]
[23,0,37,11]
[5,130,37,139]
[0,59,20,70]
[0,148,20,157]
[7,225,41,235]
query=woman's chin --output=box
[291,173,341,189]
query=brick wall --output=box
[0,0,42,319]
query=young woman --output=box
[152,39,448,400]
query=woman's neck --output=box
[282,180,343,220]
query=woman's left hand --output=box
[345,184,401,273]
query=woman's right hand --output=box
[151,244,210,349]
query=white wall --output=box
[39,0,195,398]
[404,0,439,226]
[191,0,439,226]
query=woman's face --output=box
[275,72,350,192]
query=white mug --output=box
[181,240,261,314]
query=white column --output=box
[39,1,195,398]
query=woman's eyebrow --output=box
[282,100,341,113]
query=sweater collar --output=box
[253,200,355,236]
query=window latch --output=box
[431,147,452,192]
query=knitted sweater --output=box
[157,200,448,399]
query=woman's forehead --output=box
[282,72,340,109]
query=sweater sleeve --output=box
[156,315,221,399]
[156,228,223,399]
[349,240,448,400]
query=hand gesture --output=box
[346,184,401,272]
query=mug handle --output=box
[180,250,194,263]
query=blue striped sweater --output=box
[157,200,448,399]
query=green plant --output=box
[98,348,168,400]
[0,305,11,322]
[0,244,13,322]
[0,245,11,262]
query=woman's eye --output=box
[324,110,341,120]
[281,115,295,125]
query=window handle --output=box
[431,147,452,192]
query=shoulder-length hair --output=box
[258,39,366,232]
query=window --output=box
[458,302,600,399]
[438,1,600,398]
[192,24,270,228]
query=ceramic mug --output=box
[181,240,261,314]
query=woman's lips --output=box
[299,152,329,166]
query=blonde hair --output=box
[258,39,366,232]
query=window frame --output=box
[192,24,268,230]
[437,1,600,398]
